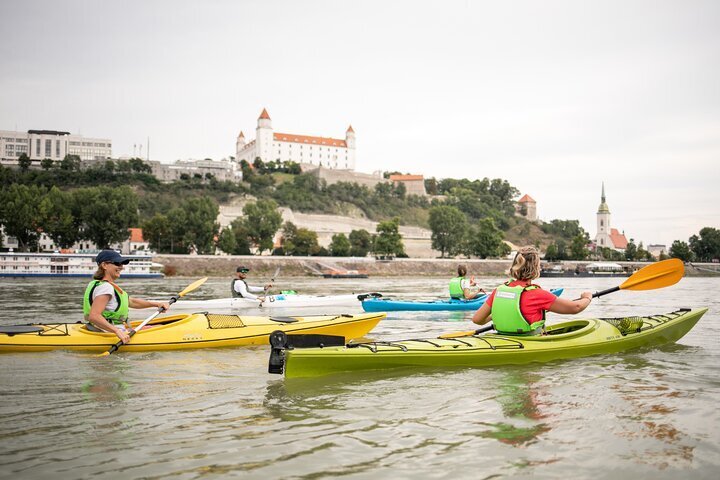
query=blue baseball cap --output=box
[95,249,130,265]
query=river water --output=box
[0,275,718,479]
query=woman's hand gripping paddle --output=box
[439,259,685,339]
[98,277,208,357]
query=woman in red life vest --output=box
[471,246,592,335]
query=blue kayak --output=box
[361,288,564,312]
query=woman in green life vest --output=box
[471,247,592,335]
[83,250,169,344]
[449,265,485,300]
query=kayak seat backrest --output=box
[206,314,246,329]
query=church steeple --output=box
[597,181,610,214]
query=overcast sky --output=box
[2,0,718,248]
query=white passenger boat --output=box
[0,252,163,278]
[164,292,381,313]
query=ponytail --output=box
[510,246,541,281]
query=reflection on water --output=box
[480,371,551,447]
[0,276,719,478]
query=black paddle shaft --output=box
[572,286,621,302]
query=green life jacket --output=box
[449,276,465,299]
[231,279,248,298]
[83,280,129,325]
[491,282,545,335]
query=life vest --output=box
[449,276,465,299]
[491,282,545,335]
[83,280,129,325]
[231,278,249,298]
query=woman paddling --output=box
[449,264,485,300]
[471,246,592,335]
[83,250,169,344]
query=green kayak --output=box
[269,308,707,378]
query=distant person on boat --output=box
[471,246,592,335]
[83,250,170,344]
[231,266,273,301]
[449,265,485,300]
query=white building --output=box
[236,108,356,170]
[0,129,112,165]
[595,183,628,251]
[148,159,241,183]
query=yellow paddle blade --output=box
[178,277,208,297]
[620,258,684,291]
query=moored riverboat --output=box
[0,252,163,278]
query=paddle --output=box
[440,259,685,339]
[98,277,208,356]
[259,267,281,307]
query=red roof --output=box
[609,228,628,249]
[389,174,424,181]
[238,131,245,138]
[347,125,355,133]
[258,108,271,120]
[518,194,536,203]
[129,228,144,243]
[273,132,347,147]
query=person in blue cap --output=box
[83,249,170,344]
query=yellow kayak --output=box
[0,312,384,352]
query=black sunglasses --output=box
[238,269,249,273]
[107,261,126,267]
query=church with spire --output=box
[595,182,628,251]
[235,108,356,170]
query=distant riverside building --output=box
[595,183,628,251]
[148,159,241,183]
[0,129,112,165]
[515,194,537,221]
[236,109,356,170]
[1,227,149,254]
[647,244,667,259]
[389,174,427,196]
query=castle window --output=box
[600,220,604,226]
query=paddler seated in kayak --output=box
[231,266,273,301]
[449,264,486,300]
[84,250,170,344]
[471,246,592,335]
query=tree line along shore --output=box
[154,255,719,278]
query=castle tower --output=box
[235,131,245,159]
[345,125,356,150]
[255,108,273,162]
[595,182,612,248]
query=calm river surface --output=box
[0,275,718,479]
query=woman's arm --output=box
[471,302,492,325]
[548,291,592,315]
[88,294,130,343]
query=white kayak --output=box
[153,292,382,314]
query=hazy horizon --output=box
[1,0,718,248]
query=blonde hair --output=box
[93,266,106,280]
[510,246,541,281]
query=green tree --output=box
[330,233,351,256]
[78,186,138,248]
[60,154,81,171]
[0,184,48,251]
[624,239,638,261]
[142,214,172,253]
[545,243,559,261]
[179,196,220,254]
[40,158,54,171]
[43,187,82,249]
[242,199,283,254]
[669,240,694,262]
[374,217,405,257]
[18,153,32,172]
[349,229,372,257]
[689,227,720,262]
[569,233,590,260]
[465,217,507,259]
[217,227,237,254]
[428,205,468,258]
[281,222,321,256]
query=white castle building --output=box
[235,109,356,170]
[0,129,112,165]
